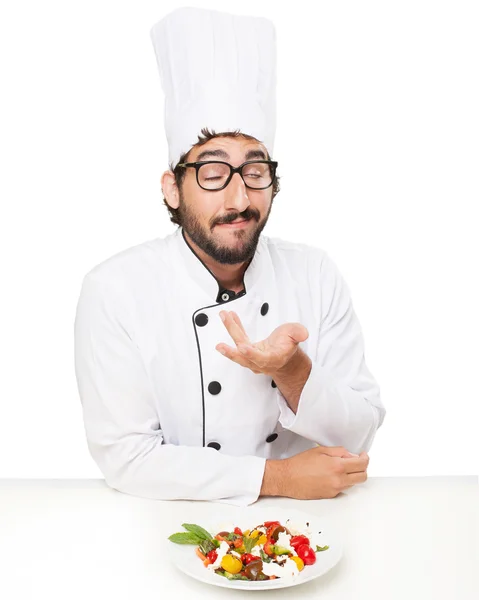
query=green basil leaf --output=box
[243,536,257,553]
[181,523,213,541]
[168,532,202,544]
[315,544,329,552]
[199,539,216,556]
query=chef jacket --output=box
[74,226,385,506]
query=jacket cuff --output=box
[276,360,337,438]
[213,456,267,507]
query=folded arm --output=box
[74,275,266,506]
[274,252,386,455]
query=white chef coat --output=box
[74,226,385,506]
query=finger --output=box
[220,311,250,346]
[344,471,368,487]
[230,311,251,342]
[287,323,310,344]
[342,453,369,474]
[316,445,355,458]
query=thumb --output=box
[288,323,309,344]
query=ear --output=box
[161,170,180,209]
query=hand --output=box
[216,309,309,376]
[261,447,369,500]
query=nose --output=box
[223,171,250,213]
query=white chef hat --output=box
[150,6,277,170]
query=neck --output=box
[183,229,249,293]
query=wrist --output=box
[260,458,289,497]
[274,346,311,379]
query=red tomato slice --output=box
[296,543,317,566]
[290,535,310,550]
[207,550,218,563]
[263,541,274,556]
[264,521,280,528]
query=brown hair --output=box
[162,127,281,226]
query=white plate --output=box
[168,506,342,590]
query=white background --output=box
[1,0,478,480]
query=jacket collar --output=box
[172,225,267,301]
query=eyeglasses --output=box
[176,160,278,191]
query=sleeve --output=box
[74,274,266,507]
[276,252,386,455]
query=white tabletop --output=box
[0,476,477,599]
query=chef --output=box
[74,7,385,507]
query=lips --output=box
[218,218,251,228]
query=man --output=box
[74,7,385,506]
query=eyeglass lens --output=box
[197,162,273,190]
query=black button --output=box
[266,433,278,443]
[208,381,222,395]
[195,313,208,327]
[271,380,277,388]
[260,302,269,316]
[207,442,221,450]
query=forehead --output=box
[189,136,268,162]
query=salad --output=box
[168,519,329,581]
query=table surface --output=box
[0,476,477,600]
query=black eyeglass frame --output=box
[176,159,279,191]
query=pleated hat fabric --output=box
[150,6,277,169]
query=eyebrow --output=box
[195,148,267,161]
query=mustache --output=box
[214,209,260,226]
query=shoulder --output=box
[261,233,331,273]
[80,233,174,289]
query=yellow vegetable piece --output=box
[291,556,304,571]
[250,530,260,538]
[243,529,251,537]
[221,555,243,574]
[258,535,267,545]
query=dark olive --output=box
[244,560,264,581]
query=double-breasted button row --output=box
[207,433,278,450]
[194,301,269,329]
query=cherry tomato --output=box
[234,527,243,536]
[296,543,316,566]
[290,535,310,550]
[207,550,218,563]
[242,553,257,565]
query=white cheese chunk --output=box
[276,531,296,556]
[261,557,299,578]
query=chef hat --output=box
[150,6,277,170]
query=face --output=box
[169,136,275,265]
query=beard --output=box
[177,191,273,265]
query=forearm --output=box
[89,434,267,506]
[275,360,383,454]
[272,347,312,414]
